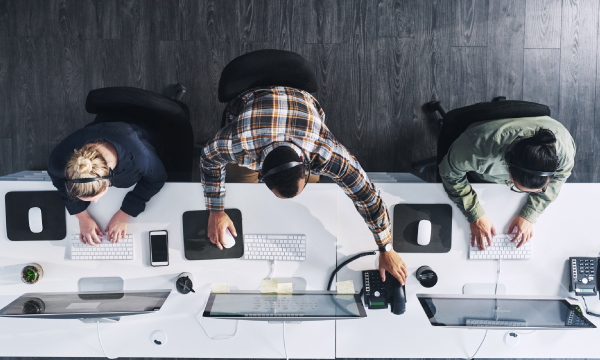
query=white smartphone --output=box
[149,230,169,267]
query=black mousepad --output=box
[182,209,244,260]
[5,191,67,241]
[392,204,452,253]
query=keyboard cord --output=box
[96,321,117,359]
[468,259,501,359]
[283,322,289,360]
[196,295,240,340]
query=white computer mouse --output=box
[28,207,43,233]
[417,220,431,246]
[222,228,236,249]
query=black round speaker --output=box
[416,265,438,288]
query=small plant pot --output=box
[21,263,43,284]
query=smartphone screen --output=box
[150,232,169,266]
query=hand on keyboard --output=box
[104,209,130,243]
[75,210,104,245]
[469,216,496,250]
[507,215,534,248]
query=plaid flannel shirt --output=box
[200,87,391,246]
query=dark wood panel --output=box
[559,0,598,183]
[0,35,9,136]
[448,47,487,110]
[8,37,51,171]
[270,0,306,51]
[524,0,561,48]
[486,0,526,101]
[0,138,12,176]
[377,0,417,38]
[7,0,60,37]
[452,0,489,46]
[523,48,560,117]
[305,0,348,43]
[179,0,208,41]
[0,0,8,37]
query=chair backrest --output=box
[436,100,551,166]
[218,49,318,103]
[86,86,189,121]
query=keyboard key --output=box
[244,234,306,261]
[70,234,134,261]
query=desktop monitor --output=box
[417,294,596,329]
[203,291,367,321]
[0,290,171,320]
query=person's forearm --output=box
[441,176,485,223]
[75,210,90,220]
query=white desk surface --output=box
[335,183,600,358]
[0,182,339,358]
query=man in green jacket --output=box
[438,116,576,250]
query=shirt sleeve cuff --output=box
[465,203,486,223]
[518,206,540,223]
[372,227,392,247]
[205,197,225,212]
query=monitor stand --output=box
[78,277,124,323]
[268,277,306,324]
[463,283,507,295]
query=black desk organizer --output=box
[5,191,66,241]
[182,209,244,260]
[392,203,452,253]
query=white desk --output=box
[0,182,339,358]
[335,183,600,358]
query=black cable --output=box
[327,251,377,291]
[581,296,600,318]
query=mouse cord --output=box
[197,296,240,340]
[581,296,600,318]
[96,321,117,359]
[468,259,502,359]
[282,322,289,360]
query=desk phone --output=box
[569,257,597,296]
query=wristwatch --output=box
[378,243,393,253]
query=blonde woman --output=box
[48,86,192,246]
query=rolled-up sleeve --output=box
[200,130,235,212]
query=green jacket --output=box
[438,116,576,223]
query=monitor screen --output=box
[203,291,366,320]
[0,290,171,319]
[417,294,596,329]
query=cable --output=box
[96,321,117,359]
[327,251,377,291]
[266,260,276,280]
[581,296,600,318]
[468,259,502,359]
[282,322,289,360]
[196,296,240,340]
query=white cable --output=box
[196,296,240,340]
[283,322,289,360]
[468,259,502,359]
[266,260,276,280]
[96,321,117,359]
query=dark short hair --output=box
[508,128,558,189]
[262,147,305,198]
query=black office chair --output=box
[217,49,319,127]
[412,97,552,180]
[85,86,194,182]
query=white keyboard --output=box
[70,234,134,260]
[469,234,531,260]
[243,234,306,261]
[466,319,527,327]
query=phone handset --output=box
[362,270,406,315]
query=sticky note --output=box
[212,283,230,294]
[260,279,278,293]
[336,280,355,294]
[335,295,355,302]
[277,283,293,294]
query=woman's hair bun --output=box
[76,157,93,174]
[532,128,556,146]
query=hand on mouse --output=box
[507,215,533,248]
[378,249,407,285]
[76,210,103,246]
[470,216,496,250]
[105,210,130,243]
[208,211,237,250]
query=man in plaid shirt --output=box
[201,86,407,284]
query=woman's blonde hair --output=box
[65,142,110,199]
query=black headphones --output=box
[65,168,115,185]
[505,152,557,177]
[258,148,311,183]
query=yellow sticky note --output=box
[277,283,293,294]
[260,279,278,293]
[336,280,355,294]
[212,283,230,294]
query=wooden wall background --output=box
[0,0,598,184]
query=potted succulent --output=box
[21,263,43,284]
